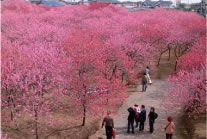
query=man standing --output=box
[148,107,158,133]
[127,107,136,134]
[139,105,146,131]
[142,73,148,92]
[102,111,114,139]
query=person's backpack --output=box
[136,112,140,120]
[154,113,158,119]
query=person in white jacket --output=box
[145,66,152,84]
[133,104,141,128]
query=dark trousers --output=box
[139,121,145,131]
[142,83,147,92]
[105,126,113,139]
[166,134,173,139]
[149,121,154,133]
[128,120,134,133]
[135,118,139,128]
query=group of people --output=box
[127,104,158,134]
[102,108,175,139]
[101,66,175,139]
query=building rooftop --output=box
[159,0,173,4]
[41,0,65,6]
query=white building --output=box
[61,0,82,3]
[180,0,201,4]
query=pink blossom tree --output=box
[164,40,206,116]
[62,29,128,126]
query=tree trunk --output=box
[174,60,177,71]
[157,53,162,66]
[11,110,13,121]
[121,72,124,82]
[35,110,38,139]
[110,65,117,80]
[174,46,178,58]
[168,47,171,61]
[82,103,86,126]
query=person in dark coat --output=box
[139,105,146,131]
[148,107,158,133]
[142,73,147,92]
[127,107,136,134]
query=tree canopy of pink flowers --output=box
[1,0,206,138]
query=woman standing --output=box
[145,66,152,85]
[165,116,175,139]
[133,104,141,128]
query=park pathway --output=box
[89,54,185,139]
[89,78,184,139]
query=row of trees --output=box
[164,38,206,117]
[1,0,206,138]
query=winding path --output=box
[89,55,185,139]
[90,79,184,139]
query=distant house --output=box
[157,0,173,8]
[41,0,65,6]
[26,0,42,4]
[142,0,174,8]
[122,1,141,8]
[60,0,81,4]
[89,0,121,4]
[142,0,157,7]
[190,2,201,10]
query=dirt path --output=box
[89,78,183,139]
[89,54,184,139]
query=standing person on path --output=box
[142,73,148,92]
[133,104,141,128]
[148,107,158,133]
[139,105,146,131]
[145,66,152,85]
[127,107,136,134]
[165,116,175,139]
[102,111,114,139]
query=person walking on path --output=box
[102,111,114,139]
[148,107,158,133]
[139,105,146,131]
[142,73,148,92]
[133,104,141,128]
[145,66,152,85]
[127,107,136,134]
[165,116,175,139]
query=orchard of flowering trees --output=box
[1,0,206,138]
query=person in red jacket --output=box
[102,111,114,139]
